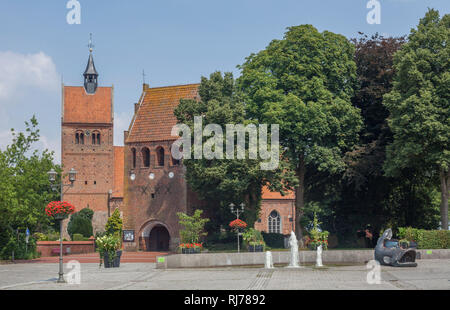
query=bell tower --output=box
[83,34,99,94]
[61,34,115,236]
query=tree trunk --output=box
[440,169,449,230]
[295,157,306,241]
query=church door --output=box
[148,225,170,251]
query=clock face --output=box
[130,173,136,181]
[85,130,91,136]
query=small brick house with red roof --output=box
[62,49,295,249]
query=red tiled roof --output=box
[261,186,295,200]
[63,86,112,124]
[113,146,124,198]
[126,84,199,143]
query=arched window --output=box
[75,133,80,144]
[131,148,136,169]
[268,210,281,234]
[157,147,165,167]
[80,133,85,145]
[142,147,150,168]
[92,132,101,145]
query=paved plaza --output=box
[0,259,449,290]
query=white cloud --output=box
[0,51,59,100]
[114,111,132,146]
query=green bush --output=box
[397,227,450,249]
[78,208,94,221]
[0,231,39,260]
[67,213,93,239]
[105,208,123,238]
[72,233,84,241]
[261,232,285,248]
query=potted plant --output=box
[96,234,121,268]
[45,201,75,221]
[177,210,209,254]
[242,228,265,252]
[97,208,123,267]
[308,213,329,250]
[179,243,203,254]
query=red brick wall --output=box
[37,240,95,257]
[61,85,115,236]
[255,199,296,235]
[122,140,188,251]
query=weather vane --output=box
[142,69,146,84]
[88,33,94,52]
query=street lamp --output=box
[48,167,77,283]
[230,203,245,253]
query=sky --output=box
[0,0,448,163]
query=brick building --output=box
[61,48,294,249]
[61,48,123,237]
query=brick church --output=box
[61,47,295,251]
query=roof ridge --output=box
[146,83,200,90]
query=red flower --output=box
[45,201,76,218]
[229,219,247,229]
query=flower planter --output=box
[53,213,69,221]
[181,248,201,254]
[248,245,264,252]
[104,250,122,268]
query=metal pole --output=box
[57,180,65,283]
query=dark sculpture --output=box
[374,229,418,267]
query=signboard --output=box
[157,257,165,263]
[123,230,135,242]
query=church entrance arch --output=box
[139,220,171,251]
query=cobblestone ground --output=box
[0,259,448,290]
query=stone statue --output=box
[316,244,323,267]
[265,251,274,269]
[287,231,300,268]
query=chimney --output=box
[143,83,149,91]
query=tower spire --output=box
[83,33,98,94]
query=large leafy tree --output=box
[383,9,450,230]
[174,72,296,232]
[0,116,59,254]
[238,25,362,239]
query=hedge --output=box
[397,227,450,249]
[261,232,285,248]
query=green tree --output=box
[105,208,123,238]
[67,207,94,239]
[238,25,362,239]
[177,209,210,243]
[0,116,59,258]
[383,9,450,230]
[174,72,296,231]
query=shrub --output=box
[0,231,38,260]
[105,208,123,238]
[261,232,285,248]
[72,233,84,241]
[78,208,94,221]
[67,214,93,239]
[177,209,209,243]
[397,227,450,249]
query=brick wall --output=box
[255,199,296,235]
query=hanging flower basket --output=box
[45,201,75,220]
[229,219,247,230]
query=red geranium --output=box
[229,219,247,229]
[45,201,75,217]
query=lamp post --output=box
[230,203,245,253]
[48,167,77,283]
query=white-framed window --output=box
[268,210,281,234]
